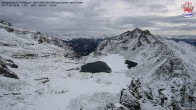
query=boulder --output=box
[128,78,143,99]
[105,103,130,110]
[120,89,141,110]
[3,59,18,68]
[0,57,19,79]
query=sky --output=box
[0,0,196,36]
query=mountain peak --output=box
[143,29,151,35]
[0,20,13,27]
[132,28,152,36]
[132,28,143,33]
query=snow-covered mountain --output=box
[0,20,196,110]
[87,28,196,109]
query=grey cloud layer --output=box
[0,0,195,35]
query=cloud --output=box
[0,0,195,35]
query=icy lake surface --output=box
[100,54,128,72]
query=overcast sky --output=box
[0,0,196,36]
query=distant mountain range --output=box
[64,38,104,57]
[170,38,196,47]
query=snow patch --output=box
[100,54,128,72]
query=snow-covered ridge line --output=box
[0,20,76,58]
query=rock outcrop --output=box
[0,57,18,79]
